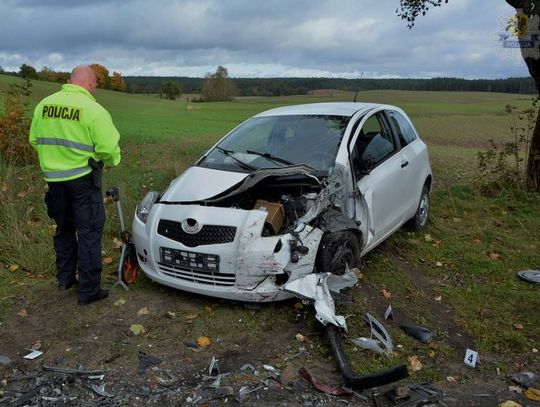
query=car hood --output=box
[159,165,319,203]
[159,166,249,202]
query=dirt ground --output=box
[0,256,538,406]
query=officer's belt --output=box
[37,137,95,152]
[43,166,92,179]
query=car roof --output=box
[254,102,396,118]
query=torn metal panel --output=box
[351,337,387,355]
[283,269,358,331]
[365,313,394,353]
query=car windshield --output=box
[198,114,350,174]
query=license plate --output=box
[160,247,219,272]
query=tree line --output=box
[2,64,537,97]
[125,76,537,96]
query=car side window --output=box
[388,110,417,146]
[352,112,396,173]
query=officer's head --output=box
[68,66,97,94]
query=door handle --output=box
[401,161,409,168]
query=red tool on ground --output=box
[106,186,139,290]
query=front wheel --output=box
[315,231,361,275]
[407,185,430,231]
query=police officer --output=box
[29,65,121,305]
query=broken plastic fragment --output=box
[240,363,256,374]
[365,313,394,353]
[23,349,43,360]
[263,364,280,376]
[238,384,264,399]
[400,323,434,344]
[208,355,219,376]
[510,371,539,387]
[283,268,358,331]
[299,367,352,397]
[138,351,162,373]
[351,337,387,355]
[90,383,115,398]
[517,270,540,284]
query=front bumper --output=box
[132,203,323,302]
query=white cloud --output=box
[0,0,530,78]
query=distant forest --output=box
[124,76,537,96]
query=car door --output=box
[386,109,423,218]
[350,111,406,247]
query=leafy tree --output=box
[201,65,237,101]
[0,66,4,74]
[111,71,126,92]
[18,64,38,79]
[397,0,540,189]
[89,63,111,89]
[160,81,182,100]
[38,66,58,82]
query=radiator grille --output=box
[158,263,236,286]
[157,219,236,247]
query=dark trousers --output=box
[45,173,105,301]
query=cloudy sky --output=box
[0,0,530,78]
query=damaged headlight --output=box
[136,191,160,223]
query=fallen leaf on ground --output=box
[112,238,122,250]
[489,252,500,260]
[428,351,436,358]
[137,307,150,316]
[434,295,442,302]
[424,234,433,242]
[381,288,392,299]
[165,311,176,319]
[197,336,210,347]
[513,323,524,331]
[9,264,19,272]
[184,314,198,323]
[407,356,422,372]
[296,333,309,343]
[17,309,28,318]
[129,324,145,336]
[525,388,540,401]
[436,261,443,267]
[533,348,538,353]
[113,298,126,307]
[446,376,456,382]
[498,401,523,407]
[103,257,114,265]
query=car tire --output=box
[407,184,430,231]
[315,231,361,275]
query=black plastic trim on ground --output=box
[326,325,409,390]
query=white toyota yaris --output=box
[132,102,432,302]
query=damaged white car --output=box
[132,102,432,302]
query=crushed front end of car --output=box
[132,165,343,302]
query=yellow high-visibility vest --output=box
[29,84,121,182]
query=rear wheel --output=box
[407,184,430,231]
[315,231,361,275]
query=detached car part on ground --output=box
[132,102,432,302]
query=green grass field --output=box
[1,75,539,387]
